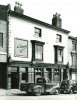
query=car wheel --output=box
[34,91,41,96]
[34,87,42,96]
[54,89,59,95]
[70,89,73,94]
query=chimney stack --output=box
[52,13,62,28]
[14,2,24,14]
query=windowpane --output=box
[72,42,76,50]
[56,34,62,42]
[72,55,76,66]
[35,27,41,37]
[58,49,63,62]
[35,45,43,60]
[0,33,3,47]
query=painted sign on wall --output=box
[14,38,28,58]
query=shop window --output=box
[53,69,61,82]
[35,68,43,83]
[21,68,28,83]
[44,68,51,82]
[0,33,3,47]
[28,68,34,83]
[34,27,42,37]
[22,73,26,80]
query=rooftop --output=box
[9,10,70,34]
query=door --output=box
[11,72,19,89]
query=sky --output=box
[0,0,77,37]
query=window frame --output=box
[54,45,64,64]
[35,43,43,60]
[71,53,77,66]
[34,27,42,37]
[0,33,3,47]
[56,34,62,43]
[31,40,45,61]
[72,41,76,51]
[57,48,63,62]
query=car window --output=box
[37,78,46,83]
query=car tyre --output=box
[54,89,59,95]
[70,89,73,94]
[34,87,42,96]
[34,91,41,96]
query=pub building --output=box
[0,3,70,89]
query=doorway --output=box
[11,72,19,89]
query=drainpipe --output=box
[6,4,11,89]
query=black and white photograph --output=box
[0,0,77,100]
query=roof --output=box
[68,36,77,41]
[8,10,70,34]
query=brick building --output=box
[0,3,70,89]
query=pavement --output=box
[0,89,26,96]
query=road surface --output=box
[0,94,77,100]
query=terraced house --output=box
[68,36,77,80]
[0,3,70,89]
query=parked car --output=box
[60,80,77,94]
[20,77,60,96]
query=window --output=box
[56,34,62,42]
[53,69,61,82]
[72,42,76,51]
[35,68,43,83]
[31,40,45,61]
[54,45,64,63]
[0,33,3,47]
[72,54,77,66]
[35,44,43,60]
[57,49,63,62]
[35,27,42,37]
[21,68,28,83]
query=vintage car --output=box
[60,80,77,94]
[20,78,60,96]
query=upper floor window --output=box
[72,54,77,66]
[0,33,3,47]
[72,42,76,51]
[57,49,63,62]
[35,27,42,37]
[54,45,64,64]
[35,44,43,60]
[56,34,62,43]
[31,40,45,61]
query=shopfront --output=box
[7,62,67,89]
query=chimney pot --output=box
[14,1,24,14]
[52,13,62,28]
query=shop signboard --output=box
[14,38,28,58]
